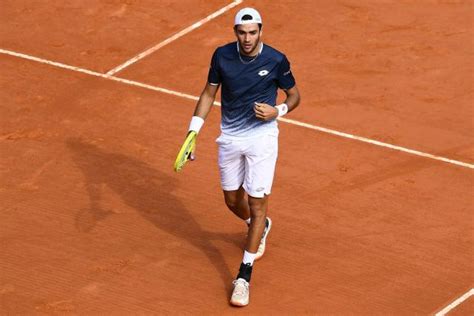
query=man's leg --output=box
[230,133,278,306]
[223,186,250,221]
[230,194,269,307]
[245,195,268,253]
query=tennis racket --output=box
[174,131,197,172]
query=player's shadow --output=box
[67,138,241,293]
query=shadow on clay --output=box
[67,138,242,293]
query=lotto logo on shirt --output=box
[258,70,269,76]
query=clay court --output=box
[1,0,473,314]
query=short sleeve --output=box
[276,55,296,90]
[207,49,221,85]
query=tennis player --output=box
[186,7,300,306]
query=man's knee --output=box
[224,192,241,211]
[224,187,247,210]
[225,198,238,211]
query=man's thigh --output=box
[243,134,278,198]
[217,136,245,191]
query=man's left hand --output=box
[254,102,278,121]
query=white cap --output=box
[234,7,262,26]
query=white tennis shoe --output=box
[230,278,250,306]
[255,217,272,260]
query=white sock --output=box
[242,250,257,266]
[245,218,251,225]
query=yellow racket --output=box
[174,131,197,172]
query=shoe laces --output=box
[232,278,249,295]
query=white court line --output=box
[1,48,473,170]
[0,49,202,102]
[106,0,243,76]
[435,288,474,316]
[278,117,474,169]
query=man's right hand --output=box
[254,102,278,121]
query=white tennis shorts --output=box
[216,131,278,198]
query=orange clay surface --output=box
[1,0,473,314]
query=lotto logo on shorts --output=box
[258,70,269,76]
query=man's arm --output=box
[254,85,301,121]
[188,83,220,133]
[281,85,301,113]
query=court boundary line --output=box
[105,0,243,76]
[1,48,473,170]
[435,288,474,316]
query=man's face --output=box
[234,23,262,56]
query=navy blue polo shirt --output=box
[208,42,296,137]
